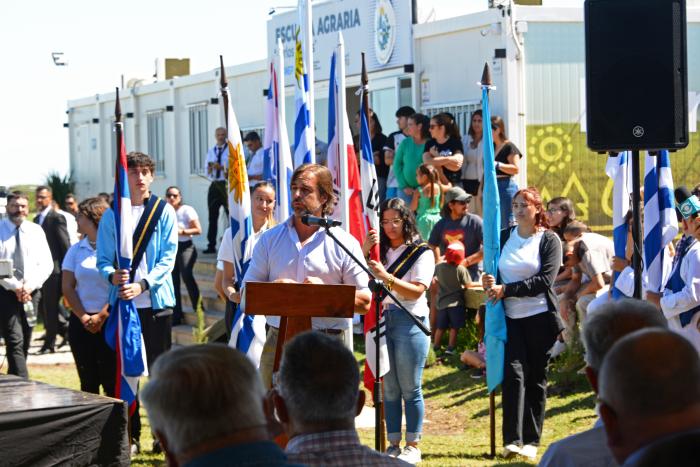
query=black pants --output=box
[0,288,37,378]
[172,240,201,324]
[68,314,116,396]
[40,273,68,349]
[207,181,228,249]
[502,312,559,447]
[131,308,172,442]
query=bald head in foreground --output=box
[598,329,700,466]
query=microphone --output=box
[675,185,700,219]
[301,214,342,228]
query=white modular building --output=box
[67,1,700,246]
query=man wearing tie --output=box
[35,186,71,354]
[204,127,229,254]
[0,193,52,376]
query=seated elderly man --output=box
[140,344,302,467]
[598,329,700,466]
[540,298,667,467]
[271,331,410,466]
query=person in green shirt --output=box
[394,113,429,204]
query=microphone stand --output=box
[322,224,430,452]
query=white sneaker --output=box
[398,445,422,464]
[385,445,401,458]
[520,444,538,459]
[502,444,521,459]
[550,340,566,358]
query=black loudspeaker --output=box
[585,0,688,152]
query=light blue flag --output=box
[481,82,507,393]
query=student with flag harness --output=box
[660,186,700,354]
[481,187,562,460]
[362,197,435,465]
[97,151,178,453]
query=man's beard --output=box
[9,213,26,224]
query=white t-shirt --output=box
[176,205,199,242]
[131,204,152,309]
[62,238,109,314]
[499,230,548,319]
[217,223,269,280]
[381,245,435,318]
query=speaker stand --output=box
[630,149,643,299]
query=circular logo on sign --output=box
[375,0,396,65]
[680,202,692,217]
[632,126,645,138]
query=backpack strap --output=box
[130,194,166,281]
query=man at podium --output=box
[242,164,371,388]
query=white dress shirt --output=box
[58,209,79,245]
[205,144,229,181]
[242,217,370,330]
[661,241,700,352]
[0,219,53,292]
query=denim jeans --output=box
[383,308,430,443]
[497,178,519,228]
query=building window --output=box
[147,111,165,175]
[422,101,481,138]
[189,104,208,174]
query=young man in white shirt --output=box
[242,164,371,388]
[0,193,53,377]
[244,131,265,181]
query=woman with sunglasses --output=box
[481,187,562,460]
[491,116,522,228]
[423,112,464,188]
[165,186,202,325]
[362,198,434,464]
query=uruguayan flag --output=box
[293,14,315,167]
[643,150,677,294]
[605,152,632,298]
[263,59,293,224]
[224,89,265,366]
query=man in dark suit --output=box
[34,186,70,354]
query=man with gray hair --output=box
[598,329,700,466]
[540,298,667,467]
[272,331,410,466]
[140,344,301,467]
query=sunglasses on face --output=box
[166,193,179,198]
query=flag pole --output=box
[304,0,315,151]
[220,55,229,131]
[362,52,386,453]
[276,39,292,222]
[479,62,498,459]
[337,34,350,232]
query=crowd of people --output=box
[1,104,700,466]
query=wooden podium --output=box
[245,281,356,374]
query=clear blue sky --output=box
[0,0,582,186]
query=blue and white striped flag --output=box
[643,150,677,294]
[605,152,632,299]
[293,7,315,167]
[224,90,265,366]
[263,60,293,223]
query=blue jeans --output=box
[383,308,430,443]
[498,178,519,228]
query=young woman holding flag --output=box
[362,198,434,464]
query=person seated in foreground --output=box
[539,298,667,467]
[140,344,302,467]
[271,331,411,466]
[598,329,700,466]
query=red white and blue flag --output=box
[104,112,147,416]
[327,50,365,242]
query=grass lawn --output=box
[28,339,595,466]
